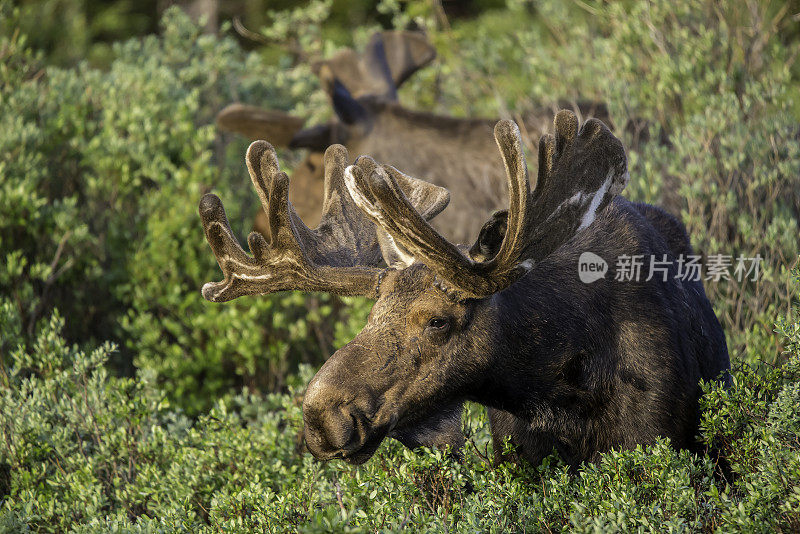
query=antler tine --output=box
[536,133,555,198]
[553,109,578,160]
[245,141,294,247]
[198,193,260,301]
[245,141,321,262]
[485,120,535,273]
[321,143,348,213]
[343,158,452,269]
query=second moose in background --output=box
[218,31,608,244]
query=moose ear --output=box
[468,210,508,262]
[313,31,435,100]
[289,123,350,151]
[331,79,370,125]
[216,103,305,146]
[377,31,436,89]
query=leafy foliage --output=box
[0,4,367,414]
[1,280,799,531]
[1,0,799,530]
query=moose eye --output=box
[427,317,449,330]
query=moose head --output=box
[201,110,726,469]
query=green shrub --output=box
[1,268,799,532]
[0,4,366,414]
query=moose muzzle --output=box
[302,345,397,464]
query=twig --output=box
[232,17,270,45]
[400,495,418,529]
[27,231,74,336]
[333,476,346,515]
[432,0,451,32]
[468,436,493,466]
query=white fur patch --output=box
[543,166,628,233]
[518,258,535,271]
[577,169,614,231]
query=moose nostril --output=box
[303,357,375,457]
[303,404,358,457]
[303,378,359,455]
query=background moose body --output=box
[198,110,730,468]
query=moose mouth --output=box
[339,431,388,464]
[304,416,397,465]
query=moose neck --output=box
[463,273,590,422]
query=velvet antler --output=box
[344,110,629,299]
[199,142,449,301]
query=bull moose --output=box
[198,110,729,468]
[217,30,609,244]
